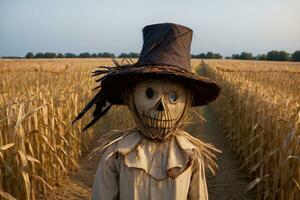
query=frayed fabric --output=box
[92,130,219,200]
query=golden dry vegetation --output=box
[202,59,300,200]
[1,58,299,200]
[0,58,135,200]
[0,58,201,200]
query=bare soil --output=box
[188,106,256,200]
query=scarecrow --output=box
[73,23,221,200]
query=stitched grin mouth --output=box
[132,102,181,139]
[139,111,176,129]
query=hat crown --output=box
[73,23,220,132]
[137,23,193,71]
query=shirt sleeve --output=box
[92,149,119,200]
[188,157,209,200]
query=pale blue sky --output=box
[0,0,299,57]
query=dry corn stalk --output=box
[201,59,300,200]
[0,59,138,199]
[0,58,203,199]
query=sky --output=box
[0,0,299,57]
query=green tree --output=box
[79,52,91,58]
[213,53,223,59]
[191,53,206,59]
[57,53,64,58]
[64,53,77,58]
[206,52,214,59]
[240,52,253,60]
[232,54,240,59]
[267,51,279,61]
[291,51,300,61]
[25,52,34,58]
[257,54,267,60]
[44,52,57,58]
[34,52,44,58]
[119,52,139,58]
[199,53,206,59]
[102,52,115,58]
[267,50,289,61]
[128,52,139,58]
[278,51,289,61]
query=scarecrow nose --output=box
[156,101,164,111]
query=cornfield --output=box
[0,58,201,199]
[2,58,299,199]
[0,58,136,200]
[202,59,300,199]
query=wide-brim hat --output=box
[73,23,221,131]
[101,64,220,107]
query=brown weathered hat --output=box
[73,23,220,131]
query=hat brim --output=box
[101,65,221,107]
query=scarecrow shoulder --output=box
[175,131,198,151]
[116,131,142,154]
[175,130,220,175]
[100,130,142,156]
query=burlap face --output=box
[126,80,192,141]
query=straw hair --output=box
[89,85,220,175]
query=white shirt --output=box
[92,131,208,200]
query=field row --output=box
[202,59,300,200]
[0,59,135,199]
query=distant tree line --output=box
[1,56,23,59]
[25,52,116,59]
[191,52,223,59]
[119,52,140,58]
[24,52,142,59]
[230,50,300,62]
[22,50,300,62]
[192,50,300,61]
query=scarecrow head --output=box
[125,79,193,141]
[73,23,220,141]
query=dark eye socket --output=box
[169,92,178,103]
[145,87,154,99]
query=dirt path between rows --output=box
[47,106,256,200]
[188,106,256,200]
